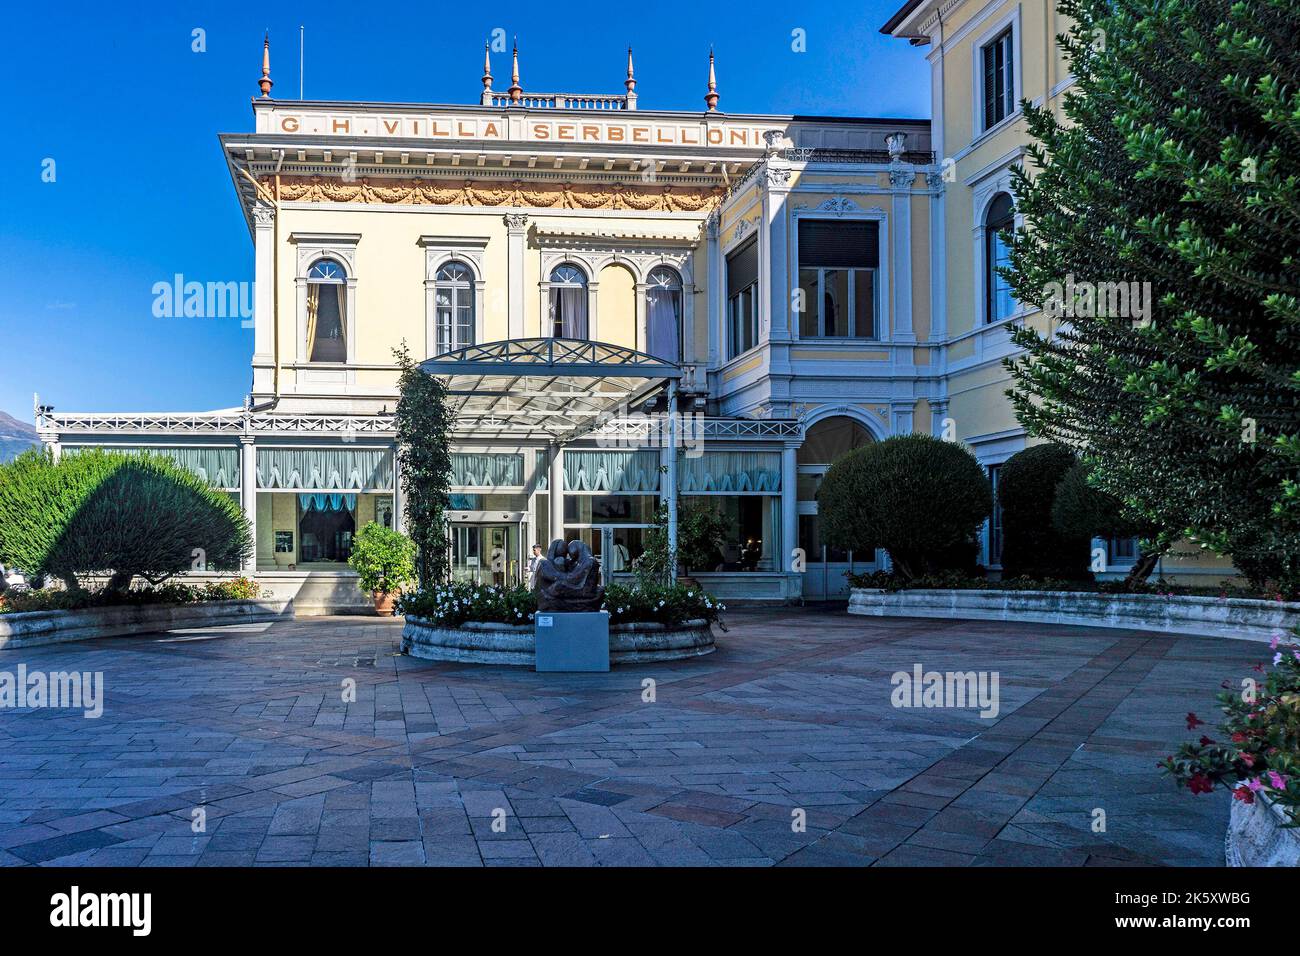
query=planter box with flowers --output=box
[398,580,722,665]
[1161,629,1300,866]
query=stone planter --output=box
[1226,794,1300,867]
[847,588,1299,642]
[402,616,715,665]
[0,599,294,650]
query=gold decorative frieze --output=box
[269,176,723,212]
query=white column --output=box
[240,436,257,572]
[781,443,798,573]
[548,446,564,545]
[705,212,721,367]
[757,185,773,346]
[930,400,951,439]
[505,213,528,339]
[251,204,276,399]
[890,168,916,343]
[391,444,405,533]
[766,166,792,343]
[664,384,679,576]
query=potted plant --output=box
[348,522,417,615]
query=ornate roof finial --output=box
[507,40,523,104]
[704,48,719,112]
[482,42,493,92]
[625,47,636,93]
[258,32,273,98]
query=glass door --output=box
[450,524,521,586]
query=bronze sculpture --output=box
[533,538,605,612]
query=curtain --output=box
[336,284,347,357]
[258,448,393,490]
[646,287,681,362]
[563,450,660,492]
[298,493,356,512]
[677,451,781,493]
[555,287,587,338]
[450,453,524,488]
[305,285,319,357]
[62,446,238,488]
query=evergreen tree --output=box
[1003,0,1300,593]
[393,343,453,589]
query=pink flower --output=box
[1267,771,1287,790]
[1247,777,1263,792]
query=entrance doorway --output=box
[448,512,527,586]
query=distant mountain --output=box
[0,411,39,463]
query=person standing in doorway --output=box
[527,544,544,588]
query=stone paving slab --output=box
[0,608,1257,866]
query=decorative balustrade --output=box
[41,411,800,441]
[486,92,631,110]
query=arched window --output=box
[434,261,475,355]
[985,193,1016,324]
[645,266,682,362]
[548,265,588,338]
[307,258,347,363]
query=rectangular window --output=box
[726,238,759,359]
[988,464,1004,566]
[982,29,1015,131]
[1108,536,1138,563]
[796,219,879,339]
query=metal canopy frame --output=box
[418,338,682,442]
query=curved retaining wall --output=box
[847,588,1298,642]
[0,599,294,650]
[1226,795,1300,867]
[402,616,715,665]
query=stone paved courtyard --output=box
[0,608,1258,866]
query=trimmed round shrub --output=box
[1051,462,1147,542]
[998,444,1089,579]
[0,448,251,591]
[817,434,992,579]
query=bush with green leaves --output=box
[817,434,992,580]
[0,448,251,592]
[998,444,1090,580]
[348,522,417,594]
[397,582,535,627]
[1052,461,1168,586]
[0,576,261,614]
[601,581,723,626]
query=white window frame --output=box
[971,6,1023,141]
[420,235,487,358]
[291,233,360,385]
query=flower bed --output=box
[397,580,722,666]
[1162,630,1300,865]
[395,580,724,628]
[0,592,292,650]
[0,577,263,614]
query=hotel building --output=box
[36,18,1228,610]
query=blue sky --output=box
[0,0,928,423]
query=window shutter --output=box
[797,220,879,269]
[726,238,758,297]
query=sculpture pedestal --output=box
[534,612,610,672]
